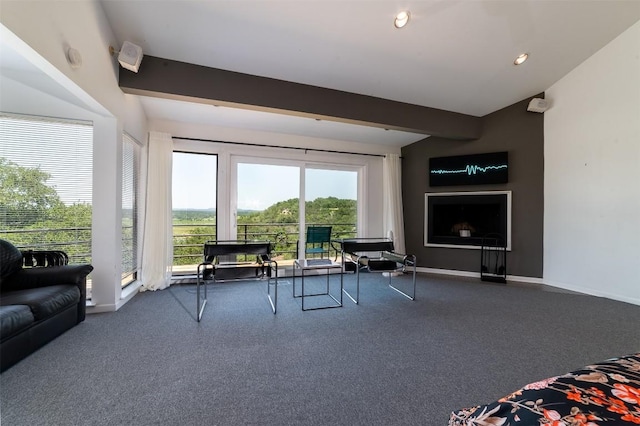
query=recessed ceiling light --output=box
[514,53,529,65]
[394,11,410,28]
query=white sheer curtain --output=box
[383,154,406,254]
[140,131,173,291]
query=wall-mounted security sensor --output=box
[66,47,82,69]
[527,98,549,113]
[117,41,143,73]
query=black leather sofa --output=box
[0,239,93,372]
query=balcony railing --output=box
[172,223,217,268]
[0,226,95,297]
[1,222,357,279]
[0,227,92,265]
[172,222,356,274]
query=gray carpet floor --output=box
[1,273,639,426]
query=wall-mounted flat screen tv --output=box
[429,151,508,186]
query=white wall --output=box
[1,1,149,312]
[0,75,101,120]
[1,1,141,135]
[544,20,640,305]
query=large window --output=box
[0,113,93,265]
[172,152,217,274]
[122,133,140,287]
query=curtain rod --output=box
[172,136,386,158]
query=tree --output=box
[0,158,65,228]
[236,197,356,259]
[0,158,92,262]
[173,226,217,265]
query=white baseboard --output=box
[417,267,639,306]
[505,275,545,285]
[418,266,543,285]
[86,281,142,314]
[87,303,117,314]
[87,269,639,313]
[542,279,640,306]
[117,281,142,310]
[417,267,479,279]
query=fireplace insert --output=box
[424,191,511,249]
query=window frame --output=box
[171,150,218,275]
[121,132,142,287]
[0,112,93,267]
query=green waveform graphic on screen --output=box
[430,164,507,176]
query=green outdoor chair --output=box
[297,226,333,259]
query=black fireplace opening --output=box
[425,192,510,248]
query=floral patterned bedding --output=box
[449,353,640,425]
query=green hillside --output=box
[238,197,355,224]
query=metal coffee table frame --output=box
[293,259,343,311]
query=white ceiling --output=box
[4,1,640,147]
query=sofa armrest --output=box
[3,265,93,291]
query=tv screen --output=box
[429,151,508,186]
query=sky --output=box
[172,153,357,210]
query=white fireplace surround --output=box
[424,190,512,250]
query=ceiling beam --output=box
[119,55,482,140]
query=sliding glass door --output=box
[233,158,359,264]
[235,162,300,261]
[305,168,357,233]
[304,168,358,259]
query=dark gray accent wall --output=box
[401,95,544,277]
[119,55,482,140]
